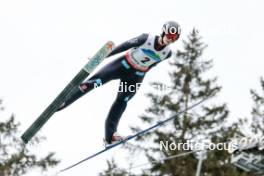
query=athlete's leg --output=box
[57,57,125,111]
[105,75,144,143]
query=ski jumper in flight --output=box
[57,21,181,146]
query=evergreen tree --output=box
[127,29,250,176]
[100,29,254,176]
[225,77,264,175]
[250,77,264,135]
[0,100,59,176]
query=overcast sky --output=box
[0,0,264,175]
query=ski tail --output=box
[21,41,115,144]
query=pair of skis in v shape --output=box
[20,40,208,174]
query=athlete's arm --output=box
[107,33,148,57]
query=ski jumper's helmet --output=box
[161,21,181,41]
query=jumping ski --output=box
[59,97,208,173]
[21,41,115,144]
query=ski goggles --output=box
[165,33,179,41]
